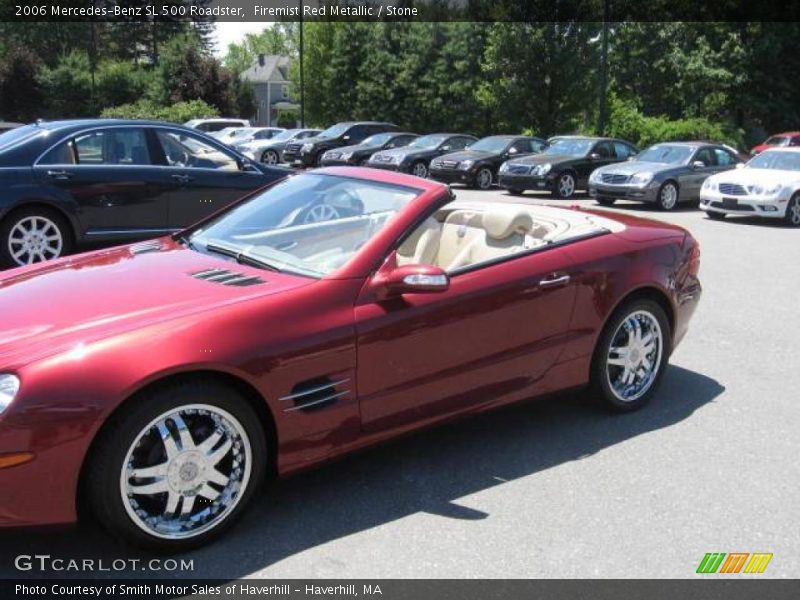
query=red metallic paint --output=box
[0,167,701,529]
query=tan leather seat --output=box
[446,208,534,271]
[397,217,442,266]
[432,210,485,269]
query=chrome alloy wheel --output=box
[412,162,428,178]
[558,173,575,197]
[477,167,493,190]
[787,195,800,226]
[8,215,63,265]
[120,404,252,540]
[659,183,678,210]
[606,310,663,403]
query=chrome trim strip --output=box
[85,228,177,236]
[278,379,350,402]
[283,390,349,413]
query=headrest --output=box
[482,209,533,240]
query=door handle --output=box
[539,274,571,288]
[46,170,73,180]
[171,174,195,184]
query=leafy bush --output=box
[605,94,744,150]
[95,60,151,109]
[100,99,218,123]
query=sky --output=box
[213,22,273,57]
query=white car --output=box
[183,118,250,133]
[700,148,800,226]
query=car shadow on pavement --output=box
[0,365,723,580]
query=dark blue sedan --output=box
[0,120,290,268]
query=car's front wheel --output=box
[0,207,72,268]
[552,172,576,199]
[475,167,494,190]
[784,192,800,227]
[657,181,679,211]
[261,149,280,165]
[590,299,671,412]
[411,161,429,178]
[86,380,267,552]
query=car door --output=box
[578,140,616,185]
[354,217,579,433]
[685,147,718,199]
[153,128,267,228]
[34,126,171,238]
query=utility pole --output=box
[299,1,305,127]
[598,0,610,135]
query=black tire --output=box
[0,206,73,269]
[507,188,525,196]
[589,298,672,412]
[706,210,726,221]
[261,149,280,165]
[784,193,800,227]
[475,167,494,190]
[358,157,370,166]
[596,197,616,206]
[85,379,267,552]
[656,181,679,211]
[410,161,429,178]
[552,171,577,199]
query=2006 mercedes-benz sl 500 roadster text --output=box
[0,167,701,551]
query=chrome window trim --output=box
[33,124,251,172]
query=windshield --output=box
[188,174,419,278]
[409,134,448,149]
[543,139,592,157]
[360,133,393,146]
[469,137,512,153]
[269,129,297,142]
[636,144,694,165]
[317,123,350,139]
[747,150,800,171]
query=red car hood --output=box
[0,239,313,368]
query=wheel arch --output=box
[75,369,279,520]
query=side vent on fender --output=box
[280,377,350,413]
[190,268,265,287]
[130,240,162,255]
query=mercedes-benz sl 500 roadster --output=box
[0,167,701,550]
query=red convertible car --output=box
[0,167,701,550]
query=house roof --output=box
[240,55,292,84]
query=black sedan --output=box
[319,132,419,167]
[429,135,547,190]
[498,136,638,198]
[283,121,398,168]
[588,142,743,210]
[0,120,289,268]
[367,133,478,178]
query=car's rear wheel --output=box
[596,197,616,206]
[85,380,267,552]
[475,167,494,190]
[411,161,429,178]
[552,172,576,199]
[590,299,671,412]
[0,206,72,268]
[657,181,679,211]
[784,193,800,227]
[706,210,726,221]
[261,149,280,165]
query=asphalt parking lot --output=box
[0,186,797,580]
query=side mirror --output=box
[508,147,518,155]
[735,162,745,169]
[342,135,351,142]
[589,152,601,160]
[691,160,706,169]
[375,264,450,298]
[440,146,451,152]
[238,159,259,172]
[627,156,636,161]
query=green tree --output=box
[223,23,299,74]
[0,44,44,121]
[477,22,600,136]
[38,51,95,118]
